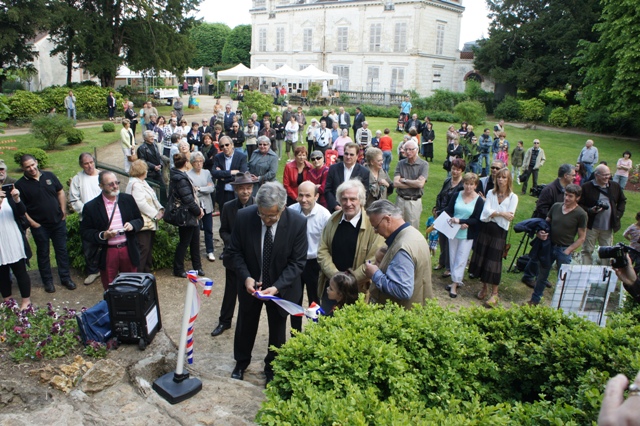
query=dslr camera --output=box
[595,200,609,211]
[598,243,638,268]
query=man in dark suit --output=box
[338,106,351,136]
[324,142,370,211]
[228,182,308,386]
[223,104,236,133]
[352,106,365,135]
[211,136,248,211]
[404,114,421,133]
[211,172,257,337]
[137,130,168,204]
[199,118,212,136]
[80,171,144,290]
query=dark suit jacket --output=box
[324,162,371,212]
[352,112,365,133]
[211,151,248,194]
[80,193,144,270]
[220,196,255,267]
[228,206,308,316]
[338,112,351,128]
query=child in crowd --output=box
[623,211,640,270]
[511,140,524,184]
[326,272,359,314]
[497,143,509,167]
[426,207,439,258]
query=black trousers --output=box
[0,259,31,299]
[234,285,286,372]
[174,225,201,274]
[522,166,539,194]
[137,230,155,273]
[218,267,238,327]
[216,190,235,213]
[291,258,320,332]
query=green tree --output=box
[48,0,84,85]
[0,0,49,86]
[574,0,640,117]
[474,0,601,98]
[189,22,231,68]
[70,0,199,87]
[221,25,252,66]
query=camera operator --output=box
[526,184,587,305]
[580,164,626,265]
[522,164,576,288]
[612,253,640,303]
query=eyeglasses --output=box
[257,210,280,220]
[104,181,120,187]
[220,143,231,147]
[311,157,323,161]
[371,215,388,231]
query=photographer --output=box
[526,184,587,305]
[612,253,640,303]
[579,165,626,265]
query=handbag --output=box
[502,229,512,259]
[443,158,452,171]
[163,191,190,226]
[127,147,138,162]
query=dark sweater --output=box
[331,217,361,272]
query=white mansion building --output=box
[249,0,490,96]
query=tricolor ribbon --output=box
[252,291,325,322]
[185,271,214,364]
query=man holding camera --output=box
[80,171,143,290]
[579,164,626,265]
[527,184,587,305]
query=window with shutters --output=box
[333,65,350,90]
[337,27,348,51]
[436,23,445,55]
[366,66,380,91]
[369,23,381,52]
[276,27,285,52]
[258,29,267,52]
[394,23,406,52]
[303,28,313,52]
[390,68,405,93]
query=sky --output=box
[197,0,491,50]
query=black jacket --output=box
[514,218,552,268]
[220,196,255,267]
[533,178,564,219]
[443,193,484,240]
[137,142,165,180]
[227,129,246,148]
[80,193,143,270]
[169,168,201,227]
[211,151,248,194]
[436,177,463,213]
[579,180,626,232]
[324,162,371,212]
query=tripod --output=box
[508,232,531,273]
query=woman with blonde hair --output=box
[468,167,518,307]
[126,160,164,273]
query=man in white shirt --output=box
[314,120,332,154]
[69,153,102,285]
[288,181,331,332]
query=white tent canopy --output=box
[298,65,339,81]
[217,63,252,80]
[250,64,279,78]
[184,67,204,78]
[116,65,142,79]
[272,64,301,79]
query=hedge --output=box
[302,105,457,124]
[257,300,640,424]
[7,91,46,121]
[13,148,49,168]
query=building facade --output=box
[250,0,488,96]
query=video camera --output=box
[598,243,639,268]
[529,184,546,198]
[595,200,609,211]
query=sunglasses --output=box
[311,157,323,161]
[258,143,269,146]
[220,143,231,147]
[490,166,501,170]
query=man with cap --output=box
[0,159,16,186]
[211,171,257,337]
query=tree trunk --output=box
[66,49,73,85]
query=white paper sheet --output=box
[433,211,461,240]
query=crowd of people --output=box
[2,94,640,400]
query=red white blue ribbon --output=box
[185,271,214,364]
[252,291,325,321]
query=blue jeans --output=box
[67,108,76,121]
[31,220,71,284]
[201,212,214,254]
[479,152,490,175]
[469,161,481,175]
[382,151,392,173]
[612,174,628,189]
[583,163,594,177]
[531,245,572,303]
[523,257,539,282]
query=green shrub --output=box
[39,86,122,118]
[0,93,10,121]
[7,91,46,121]
[30,114,75,150]
[307,83,321,100]
[1,80,25,94]
[66,128,85,145]
[415,89,468,112]
[338,92,350,104]
[548,107,569,127]
[258,301,640,424]
[568,105,588,128]
[13,147,49,168]
[465,80,495,113]
[67,212,181,272]
[453,100,486,125]
[239,90,278,118]
[584,110,637,136]
[518,98,546,121]
[102,122,116,132]
[494,96,520,121]
[538,89,567,106]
